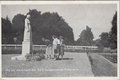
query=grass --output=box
[2,49,45,54]
[88,53,117,76]
[2,53,94,77]
[2,47,118,77]
[100,54,117,63]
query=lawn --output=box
[100,54,117,63]
[2,52,117,77]
[88,53,117,76]
[2,53,94,77]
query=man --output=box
[52,35,60,60]
[59,36,64,60]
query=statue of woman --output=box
[23,14,32,42]
[22,14,32,56]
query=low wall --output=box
[2,44,100,54]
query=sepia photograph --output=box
[0,1,119,79]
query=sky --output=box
[2,4,117,40]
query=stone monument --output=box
[11,14,32,60]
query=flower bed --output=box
[100,54,117,63]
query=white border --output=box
[117,1,120,79]
[0,1,119,4]
[0,1,1,79]
[0,1,119,80]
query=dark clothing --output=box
[54,44,60,54]
[60,44,64,56]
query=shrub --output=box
[25,52,45,61]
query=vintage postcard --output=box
[0,1,119,80]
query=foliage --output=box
[99,32,109,47]
[12,14,25,44]
[94,11,117,49]
[76,26,94,46]
[109,12,117,49]
[94,38,104,50]
[2,9,74,45]
[101,54,117,63]
[25,53,45,61]
[2,17,14,44]
[28,9,74,45]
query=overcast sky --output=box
[2,4,117,40]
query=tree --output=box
[27,9,43,44]
[11,9,74,45]
[99,32,109,47]
[94,38,104,50]
[2,17,14,44]
[76,26,94,46]
[12,14,25,44]
[28,9,74,45]
[109,12,117,49]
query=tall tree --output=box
[12,14,25,44]
[28,9,43,44]
[76,26,94,46]
[2,17,13,44]
[109,12,117,49]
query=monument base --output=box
[11,55,26,60]
[22,41,32,56]
[11,41,32,60]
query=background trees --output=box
[76,26,94,46]
[99,32,109,47]
[28,9,74,45]
[109,12,117,49]
[12,14,25,44]
[1,9,117,48]
[2,9,74,45]
[2,17,14,44]
[94,12,117,49]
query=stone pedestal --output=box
[22,41,32,56]
[11,41,32,60]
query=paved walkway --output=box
[2,52,94,77]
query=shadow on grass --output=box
[56,58,73,60]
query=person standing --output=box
[52,35,60,60]
[59,36,64,60]
[42,38,52,59]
